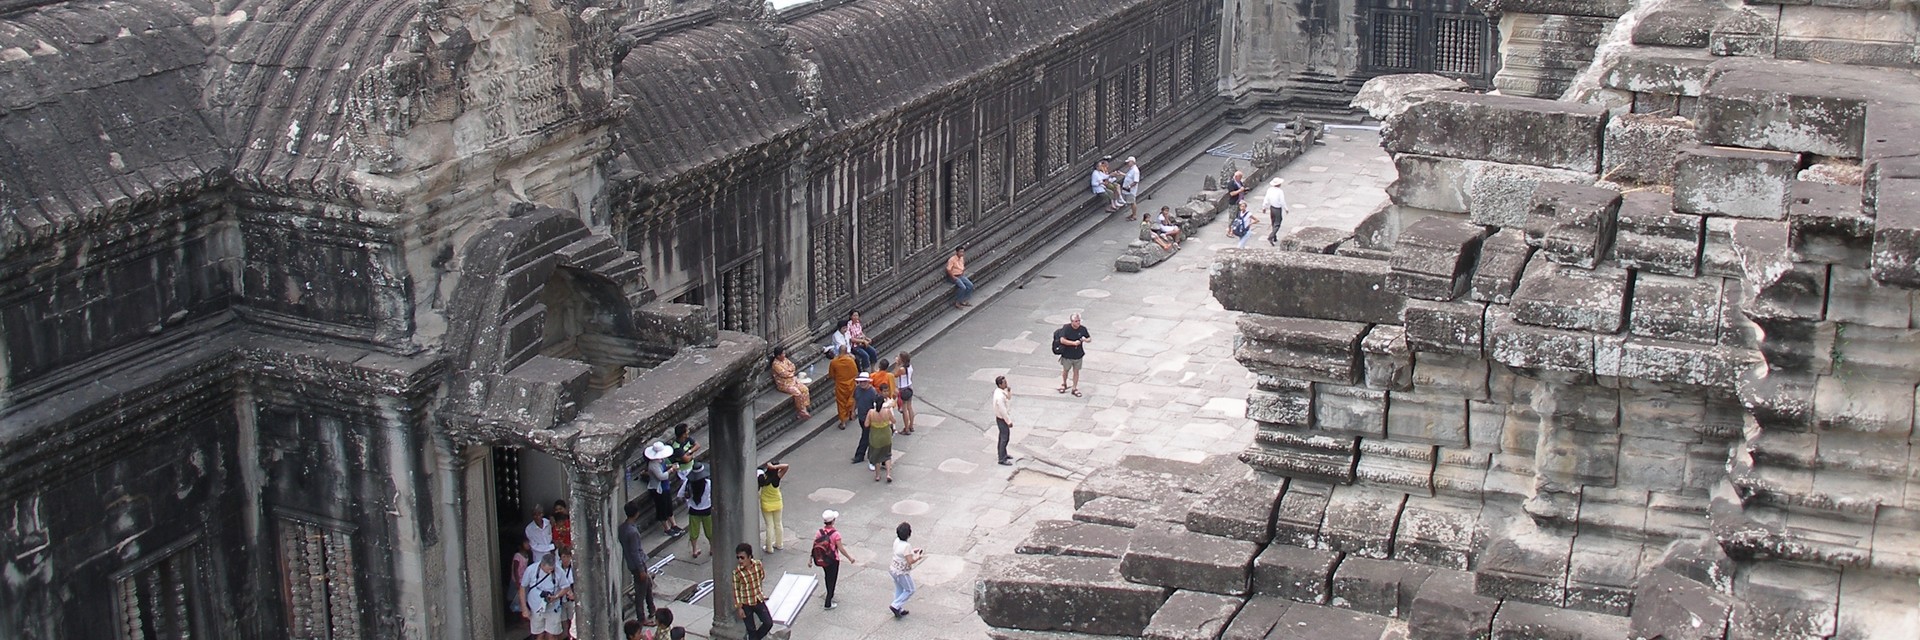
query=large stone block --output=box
[1120,525,1262,596]
[1075,495,1174,529]
[1630,569,1733,640]
[1491,600,1632,640]
[1408,569,1500,640]
[1617,337,1752,389]
[1273,481,1334,548]
[1385,391,1470,447]
[1314,383,1387,437]
[1487,306,1595,374]
[1018,520,1138,559]
[1601,50,1715,96]
[1186,471,1286,543]
[1470,229,1534,304]
[1674,144,1799,219]
[1247,384,1313,427]
[1390,216,1490,300]
[1330,555,1433,618]
[1630,273,1722,345]
[1361,325,1413,391]
[1383,91,1607,173]
[975,554,1170,636]
[1253,544,1341,603]
[1387,155,1596,227]
[1700,217,1744,278]
[1411,351,1492,401]
[1827,265,1915,328]
[1696,58,1905,158]
[1511,259,1631,333]
[1871,175,1920,288]
[1604,112,1696,185]
[1565,535,1642,615]
[1402,298,1488,356]
[1523,182,1621,268]
[1789,180,1872,267]
[1142,590,1246,640]
[1320,485,1408,560]
[1475,525,1575,606]
[1393,498,1481,569]
[1235,316,1369,385]
[1612,191,1703,276]
[1212,251,1404,324]
[1246,430,1360,484]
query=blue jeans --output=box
[952,275,976,303]
[890,573,916,610]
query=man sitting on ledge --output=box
[947,246,975,309]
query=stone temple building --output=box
[974,1,1920,639]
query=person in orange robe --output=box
[829,346,860,429]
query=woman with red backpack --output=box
[811,510,858,610]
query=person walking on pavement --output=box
[947,246,976,308]
[1226,170,1249,210]
[731,544,774,640]
[678,462,714,558]
[894,352,917,434]
[1053,314,1093,397]
[618,499,657,621]
[1231,200,1258,249]
[867,392,897,483]
[888,522,927,618]
[812,510,857,610]
[849,373,881,466]
[1264,177,1289,245]
[643,442,685,537]
[829,345,859,430]
[1120,156,1143,221]
[993,376,1015,465]
[757,461,789,552]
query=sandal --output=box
[1071,388,1082,397]
[1057,385,1068,394]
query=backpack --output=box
[1051,328,1067,355]
[1229,214,1249,238]
[811,529,836,567]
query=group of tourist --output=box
[1223,169,1290,248]
[1091,155,1145,220]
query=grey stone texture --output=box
[1673,144,1800,220]
[1612,190,1703,276]
[1212,251,1404,324]
[1142,590,1245,640]
[1382,91,1609,173]
[1389,215,1489,301]
[976,554,1171,636]
[1511,259,1631,334]
[1120,525,1264,596]
[1018,520,1138,559]
[1524,182,1621,268]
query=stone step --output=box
[1120,524,1263,596]
[975,554,1170,637]
[1017,520,1134,560]
[1730,452,1891,519]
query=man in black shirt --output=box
[617,500,655,620]
[1053,314,1092,397]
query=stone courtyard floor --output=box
[651,122,1392,639]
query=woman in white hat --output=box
[811,510,856,610]
[643,442,684,537]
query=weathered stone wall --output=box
[1225,0,1499,114]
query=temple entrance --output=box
[1359,0,1496,85]
[489,447,572,637]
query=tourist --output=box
[556,547,578,639]
[757,461,789,552]
[888,522,926,618]
[847,311,879,370]
[526,504,556,566]
[1091,158,1121,212]
[867,391,896,483]
[678,462,714,558]
[829,345,859,430]
[643,442,685,537]
[652,607,675,638]
[830,319,853,360]
[1226,169,1249,210]
[619,499,656,620]
[623,618,651,640]
[812,510,857,610]
[508,537,531,617]
[1264,177,1288,245]
[870,359,895,406]
[519,553,570,640]
[850,373,881,466]
[1120,156,1143,220]
[1053,314,1092,396]
[894,352,917,435]
[732,544,774,640]
[669,423,700,473]
[993,376,1015,465]
[947,246,975,308]
[1230,200,1258,249]
[769,347,811,419]
[1151,205,1182,248]
[551,499,573,551]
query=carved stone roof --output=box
[0,0,224,248]
[786,0,1141,132]
[614,21,809,181]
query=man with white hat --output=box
[1263,177,1289,245]
[1120,156,1143,221]
[811,510,857,610]
[643,442,685,537]
[849,373,881,468]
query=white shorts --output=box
[530,608,567,635]
[1120,190,1137,204]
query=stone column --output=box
[569,468,620,639]
[706,383,759,640]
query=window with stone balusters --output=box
[115,539,204,640]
